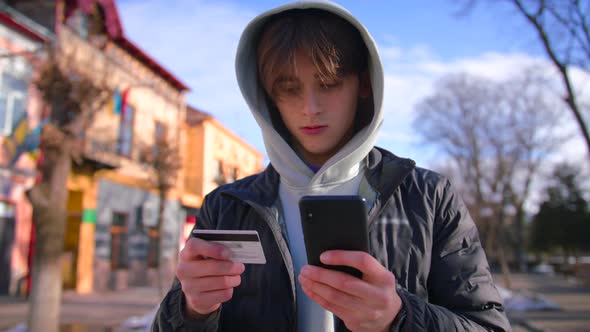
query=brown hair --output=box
[258,9,368,93]
[256,9,373,136]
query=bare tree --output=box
[512,0,590,158]
[26,50,109,332]
[140,132,181,295]
[459,0,590,158]
[413,68,567,287]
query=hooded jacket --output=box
[236,1,387,329]
[152,1,511,331]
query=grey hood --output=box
[235,0,384,188]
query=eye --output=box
[274,82,301,97]
[320,80,342,90]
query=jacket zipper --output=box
[244,199,298,331]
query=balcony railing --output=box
[83,138,121,168]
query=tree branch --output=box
[546,2,590,67]
[513,0,590,159]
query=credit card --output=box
[192,229,266,264]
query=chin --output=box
[308,149,335,160]
[304,146,330,155]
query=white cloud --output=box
[117,1,588,173]
[117,0,261,149]
[375,39,590,168]
[374,40,590,214]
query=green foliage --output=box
[531,163,590,254]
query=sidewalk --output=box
[494,273,590,332]
[3,274,588,331]
[0,287,161,331]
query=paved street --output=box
[0,287,161,331]
[1,273,589,331]
[494,273,590,332]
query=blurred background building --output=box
[0,0,263,297]
[179,105,264,250]
[0,2,52,298]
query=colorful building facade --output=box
[0,3,52,296]
[2,0,264,296]
[55,0,190,292]
[2,0,190,294]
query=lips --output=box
[301,125,327,135]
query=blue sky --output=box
[115,0,578,169]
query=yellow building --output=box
[181,105,264,219]
[59,1,190,293]
[6,0,265,295]
[7,0,189,293]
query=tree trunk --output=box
[485,215,498,262]
[498,245,512,290]
[513,208,527,272]
[563,246,570,267]
[491,206,513,289]
[26,142,72,332]
[156,192,166,298]
[27,250,63,332]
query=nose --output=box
[301,89,321,117]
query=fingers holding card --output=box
[192,230,267,264]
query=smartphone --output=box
[298,195,369,278]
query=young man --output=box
[152,1,511,331]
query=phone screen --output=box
[298,195,369,278]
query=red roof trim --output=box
[68,0,189,92]
[68,0,123,39]
[0,12,47,42]
[115,37,190,91]
[186,105,213,125]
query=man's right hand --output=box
[177,237,246,316]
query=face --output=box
[269,51,366,166]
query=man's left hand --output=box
[298,250,402,332]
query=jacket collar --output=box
[220,164,280,207]
[366,147,416,200]
[221,148,416,207]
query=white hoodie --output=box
[235,1,384,330]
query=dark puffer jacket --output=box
[152,148,511,331]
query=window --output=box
[0,59,30,136]
[88,5,107,37]
[227,167,238,183]
[66,10,89,39]
[213,159,225,185]
[0,202,15,294]
[110,212,129,269]
[153,121,168,157]
[147,226,159,268]
[134,205,144,233]
[155,121,167,142]
[117,104,134,157]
